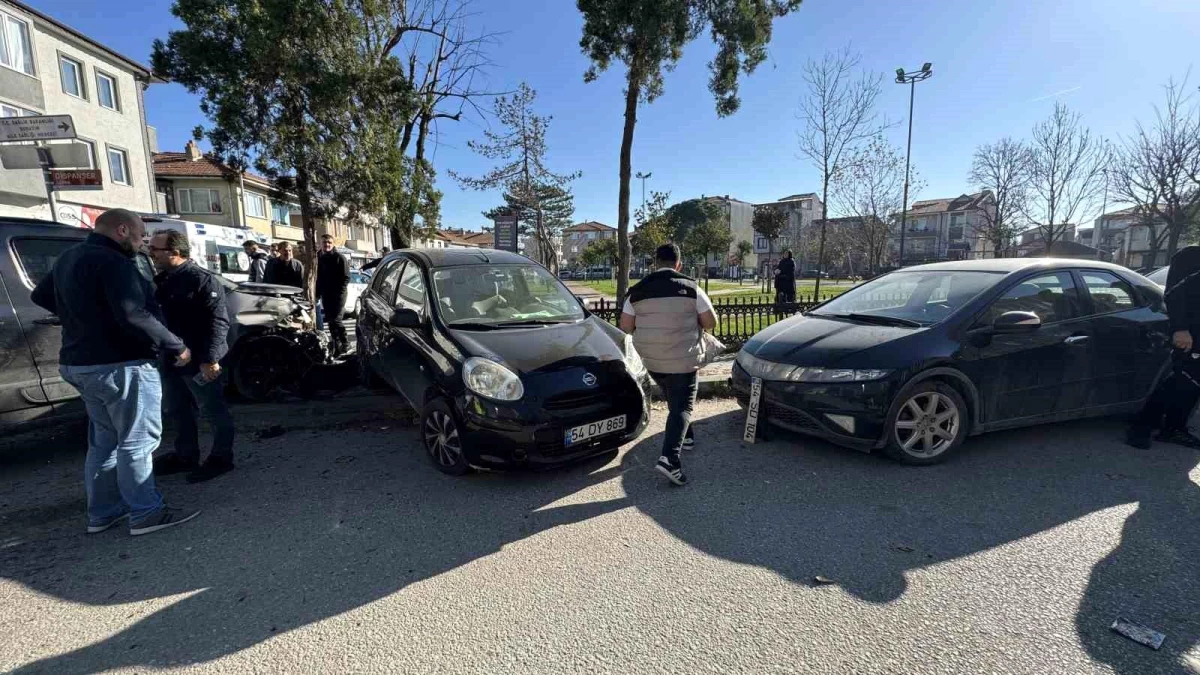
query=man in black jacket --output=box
[1128,245,1200,449]
[243,240,269,283]
[316,234,351,356]
[148,229,236,483]
[264,241,304,287]
[31,209,201,536]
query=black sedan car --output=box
[357,248,651,475]
[732,259,1170,464]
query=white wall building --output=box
[0,0,160,225]
[753,193,822,273]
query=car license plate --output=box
[564,415,626,447]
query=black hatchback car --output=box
[731,259,1170,464]
[357,248,651,474]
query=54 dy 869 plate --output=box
[564,414,626,447]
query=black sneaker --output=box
[1156,428,1200,450]
[154,454,199,476]
[1126,426,1153,450]
[655,456,688,486]
[186,458,235,484]
[129,507,201,536]
[86,511,129,534]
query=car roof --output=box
[394,247,533,268]
[0,216,87,233]
[899,258,1133,275]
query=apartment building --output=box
[890,191,995,263]
[562,221,615,268]
[0,0,159,224]
[701,195,756,271]
[153,141,305,245]
[1090,206,1175,269]
[753,193,822,273]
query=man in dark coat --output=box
[1127,245,1200,449]
[148,229,236,482]
[264,242,304,287]
[774,250,797,303]
[316,234,351,356]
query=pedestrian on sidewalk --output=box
[30,209,201,536]
[1127,245,1200,450]
[775,250,797,303]
[243,240,269,283]
[148,229,236,483]
[264,242,304,287]
[620,243,717,486]
[316,234,350,357]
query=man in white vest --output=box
[620,243,717,486]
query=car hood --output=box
[449,317,624,374]
[742,313,920,366]
[236,282,305,297]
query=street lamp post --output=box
[895,63,932,267]
[634,171,652,274]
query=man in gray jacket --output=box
[620,243,716,486]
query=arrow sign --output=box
[0,115,77,143]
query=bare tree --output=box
[1025,103,1110,250]
[969,138,1033,258]
[833,134,918,273]
[1111,74,1200,266]
[796,46,886,296]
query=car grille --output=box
[544,390,609,411]
[768,406,822,433]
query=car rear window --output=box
[11,237,80,288]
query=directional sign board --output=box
[0,115,77,143]
[49,169,102,190]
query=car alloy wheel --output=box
[421,400,470,475]
[884,381,967,465]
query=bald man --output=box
[31,208,201,536]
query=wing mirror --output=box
[993,311,1041,333]
[389,307,422,328]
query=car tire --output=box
[421,399,471,476]
[882,380,967,465]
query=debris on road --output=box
[813,575,836,585]
[891,545,915,553]
[1111,617,1166,650]
[255,425,287,440]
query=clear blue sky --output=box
[29,0,1200,231]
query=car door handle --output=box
[1064,335,1090,345]
[33,316,61,326]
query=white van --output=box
[141,214,271,282]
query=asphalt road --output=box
[2,396,1199,674]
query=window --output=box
[0,102,33,117]
[0,12,34,75]
[59,55,85,98]
[96,71,119,111]
[373,259,403,303]
[396,262,426,311]
[271,202,290,224]
[984,272,1080,325]
[57,137,98,169]
[1081,271,1137,314]
[245,193,267,219]
[106,146,129,185]
[12,238,80,288]
[177,188,222,214]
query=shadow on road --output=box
[2,407,1198,673]
[616,411,1200,674]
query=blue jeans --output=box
[60,360,165,526]
[161,366,235,462]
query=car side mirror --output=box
[993,311,1041,333]
[390,307,422,329]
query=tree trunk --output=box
[616,73,640,303]
[406,112,433,236]
[296,164,318,304]
[814,177,829,298]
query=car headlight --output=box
[463,357,524,401]
[623,336,647,378]
[736,352,890,383]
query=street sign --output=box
[49,169,102,190]
[0,145,40,169]
[1,142,93,170]
[493,214,518,252]
[0,115,77,143]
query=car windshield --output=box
[1146,267,1168,286]
[433,264,585,325]
[809,270,1001,326]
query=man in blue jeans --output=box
[620,243,717,486]
[31,209,201,536]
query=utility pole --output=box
[635,171,651,217]
[895,63,933,267]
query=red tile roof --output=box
[152,152,275,189]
